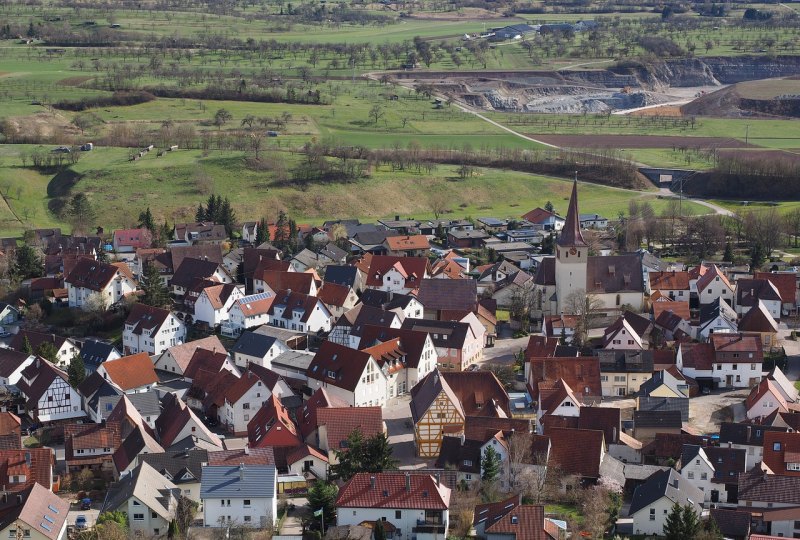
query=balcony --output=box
[412,520,446,535]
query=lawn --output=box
[0,144,707,236]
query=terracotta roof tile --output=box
[649,271,690,291]
[0,448,53,492]
[545,427,603,478]
[207,447,275,466]
[652,301,690,322]
[678,342,715,371]
[485,504,553,540]
[336,472,450,510]
[316,407,383,450]
[102,353,158,391]
[307,342,372,392]
[384,235,430,251]
[528,357,602,400]
[755,272,797,305]
[364,256,428,289]
[65,257,134,291]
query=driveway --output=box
[384,395,432,470]
[478,335,530,367]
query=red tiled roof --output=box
[0,448,54,492]
[207,447,275,466]
[125,303,171,336]
[65,257,134,291]
[113,228,152,249]
[746,379,787,414]
[286,444,328,465]
[317,282,352,308]
[364,256,428,289]
[441,371,511,417]
[0,412,21,437]
[545,426,604,479]
[524,336,558,363]
[762,431,800,476]
[162,336,226,373]
[652,301,690,322]
[739,302,779,333]
[307,341,373,392]
[258,270,316,295]
[755,272,797,305]
[102,353,158,391]
[298,387,350,439]
[528,357,602,399]
[316,407,383,450]
[712,333,762,354]
[336,472,450,510]
[223,365,282,405]
[384,235,430,251]
[679,342,715,371]
[484,504,554,540]
[649,271,690,291]
[183,348,230,381]
[521,207,559,224]
[247,394,301,449]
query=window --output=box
[775,442,783,451]
[701,473,707,480]
[396,511,402,520]
[733,364,737,370]
[464,460,473,467]
[649,509,655,521]
[154,530,160,536]
[244,500,251,507]
[151,512,157,519]
[788,463,800,471]
[133,514,144,521]
[244,516,251,523]
[243,403,250,410]
[133,500,141,506]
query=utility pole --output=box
[745,124,750,145]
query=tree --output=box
[67,354,86,388]
[21,336,32,355]
[13,244,42,280]
[92,521,128,540]
[330,429,397,481]
[140,262,170,308]
[368,104,384,124]
[213,108,232,129]
[84,291,109,315]
[723,242,734,263]
[97,511,128,529]
[168,520,179,539]
[138,207,156,233]
[77,468,94,491]
[481,445,501,482]
[582,486,612,540]
[544,200,554,213]
[373,520,386,540]
[66,193,97,236]
[696,517,723,540]
[174,496,197,537]
[36,341,59,364]
[563,289,603,347]
[219,197,236,236]
[255,217,269,245]
[72,114,95,135]
[306,481,337,527]
[273,210,291,253]
[484,363,514,390]
[663,503,700,540]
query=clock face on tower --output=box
[569,247,577,255]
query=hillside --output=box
[682,78,800,118]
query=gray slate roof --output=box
[629,468,703,516]
[231,331,278,358]
[200,465,277,499]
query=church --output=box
[532,180,645,318]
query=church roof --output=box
[557,180,587,248]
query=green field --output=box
[0,144,706,236]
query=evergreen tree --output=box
[66,193,97,235]
[195,203,205,222]
[307,481,337,527]
[158,220,171,248]
[723,242,734,263]
[544,200,555,213]
[140,262,170,307]
[330,429,397,481]
[96,247,109,264]
[138,207,156,232]
[751,242,766,270]
[481,445,501,482]
[273,210,290,251]
[67,354,86,388]
[36,342,58,363]
[255,217,268,245]
[205,194,218,222]
[13,244,43,280]
[373,520,386,540]
[21,336,32,355]
[663,503,700,540]
[219,197,236,236]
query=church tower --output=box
[555,179,589,313]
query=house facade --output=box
[123,303,186,356]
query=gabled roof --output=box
[114,228,152,248]
[711,333,762,354]
[417,279,477,312]
[102,461,179,520]
[473,494,521,528]
[231,331,278,359]
[400,318,473,349]
[767,366,799,403]
[269,289,327,323]
[102,353,158,391]
[696,264,732,293]
[649,271,690,291]
[160,336,226,373]
[307,341,373,392]
[198,282,239,310]
[207,447,275,466]
[360,289,418,312]
[297,387,350,438]
[578,407,621,445]
[183,348,230,381]
[524,335,559,362]
[10,330,71,355]
[738,467,800,504]
[441,371,510,417]
[755,272,797,304]
[257,270,316,295]
[171,257,224,289]
[533,257,556,286]
[156,392,222,448]
[247,394,300,449]
[739,301,779,333]
[316,407,383,451]
[737,278,781,307]
[522,207,562,225]
[586,255,644,294]
[463,417,531,441]
[384,235,430,251]
[111,423,164,473]
[0,349,32,378]
[528,356,602,400]
[484,504,555,540]
[602,316,644,349]
[16,360,69,408]
[709,508,751,539]
[336,472,450,510]
[0,483,69,540]
[719,422,788,446]
[746,378,787,413]
[653,300,690,322]
[358,326,431,370]
[545,427,604,479]
[79,339,120,367]
[364,256,428,289]
[410,369,464,424]
[435,437,482,473]
[65,257,134,291]
[223,365,283,405]
[125,303,172,336]
[200,465,276,499]
[634,409,682,429]
[323,266,359,288]
[678,342,715,371]
[629,468,703,516]
[0,448,53,492]
[317,282,353,308]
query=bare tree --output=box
[563,289,603,346]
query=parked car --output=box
[80,498,91,510]
[75,516,88,530]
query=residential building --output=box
[123,303,186,356]
[739,301,779,349]
[224,293,275,337]
[762,431,800,477]
[698,298,738,340]
[711,333,762,388]
[719,422,789,470]
[597,350,653,397]
[383,235,431,257]
[648,271,691,300]
[364,256,429,294]
[10,331,79,369]
[401,318,483,371]
[102,461,180,537]
[306,341,388,407]
[200,465,277,528]
[268,289,332,334]
[335,472,450,540]
[96,353,159,394]
[746,378,795,421]
[170,257,232,297]
[16,359,83,422]
[696,264,735,307]
[218,365,291,435]
[0,448,55,492]
[65,259,137,309]
[113,228,152,253]
[0,483,69,540]
[629,468,703,536]
[153,336,226,376]
[79,339,121,372]
[229,331,289,370]
[247,394,302,449]
[738,469,800,538]
[736,278,782,319]
[317,282,359,321]
[192,282,245,328]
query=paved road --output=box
[478,335,530,367]
[280,497,308,536]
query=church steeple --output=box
[557,178,587,248]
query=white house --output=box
[97,353,160,394]
[0,349,36,386]
[11,331,80,369]
[647,271,690,300]
[268,290,332,334]
[218,366,292,436]
[287,445,329,481]
[745,378,791,421]
[229,331,290,370]
[102,462,179,537]
[193,283,245,328]
[736,278,782,319]
[697,298,738,340]
[602,317,645,350]
[679,445,716,503]
[695,264,735,307]
[241,222,258,244]
[65,258,137,310]
[335,472,451,540]
[16,359,84,422]
[629,468,704,536]
[200,465,277,528]
[153,335,226,377]
[223,292,275,337]
[307,341,388,407]
[123,303,186,356]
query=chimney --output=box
[244,445,250,456]
[434,473,440,487]
[370,475,376,489]
[405,472,411,492]
[239,463,245,481]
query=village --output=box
[0,180,793,540]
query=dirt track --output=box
[528,134,754,149]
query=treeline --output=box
[145,84,327,105]
[686,155,800,199]
[52,91,155,111]
[740,98,800,118]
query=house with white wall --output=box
[229,331,290,370]
[223,293,275,337]
[200,465,277,528]
[65,258,137,310]
[191,282,245,328]
[218,366,292,436]
[268,290,332,334]
[696,264,734,307]
[307,341,388,407]
[17,359,84,422]
[0,483,69,540]
[123,303,186,356]
[629,468,704,537]
[102,461,179,537]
